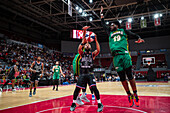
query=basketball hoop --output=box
[147,61,151,66]
[143,57,155,66]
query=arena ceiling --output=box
[0,0,170,42]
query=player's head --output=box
[84,42,91,53]
[110,20,120,31]
[37,56,41,61]
[16,61,19,66]
[19,73,22,77]
[26,72,29,76]
[56,61,60,65]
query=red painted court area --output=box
[1,95,170,113]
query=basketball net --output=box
[147,61,151,66]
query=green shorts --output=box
[73,62,76,75]
[113,54,132,72]
[73,55,81,76]
[53,75,59,80]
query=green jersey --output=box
[101,18,140,56]
[72,54,81,76]
[109,28,129,55]
[101,18,141,72]
[53,65,60,80]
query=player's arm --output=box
[14,65,18,72]
[30,61,36,73]
[60,66,65,77]
[92,35,100,60]
[125,30,144,43]
[100,6,110,35]
[52,66,55,72]
[7,68,11,75]
[83,26,89,39]
[41,63,44,77]
[78,26,90,56]
[78,42,84,57]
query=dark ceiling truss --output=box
[0,0,169,39]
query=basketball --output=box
[85,31,96,42]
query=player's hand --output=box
[135,38,144,43]
[82,26,90,30]
[63,74,65,77]
[100,6,104,18]
[100,6,103,14]
[40,75,43,78]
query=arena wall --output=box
[61,35,170,53]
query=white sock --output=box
[73,100,76,103]
[97,99,101,103]
[78,93,80,98]
[82,92,85,96]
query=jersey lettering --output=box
[81,53,93,69]
[33,62,42,73]
[113,35,121,42]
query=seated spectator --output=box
[16,73,23,88]
[164,73,169,81]
[0,66,6,77]
[44,69,52,85]
[115,75,120,81]
[23,72,30,88]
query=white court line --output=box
[106,105,147,113]
[1,94,169,111]
[36,106,70,113]
[36,105,147,113]
[1,93,168,111]
[0,95,71,111]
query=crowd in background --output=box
[0,38,74,87]
[0,36,170,89]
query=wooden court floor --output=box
[0,81,170,110]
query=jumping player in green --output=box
[52,61,65,91]
[100,6,144,107]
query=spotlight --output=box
[141,16,144,20]
[154,14,159,18]
[82,12,85,16]
[160,14,162,17]
[118,20,122,23]
[106,21,109,25]
[82,12,87,17]
[128,18,132,22]
[75,6,79,10]
[89,0,93,3]
[79,8,83,13]
[147,50,150,53]
[89,17,93,21]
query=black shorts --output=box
[76,74,96,89]
[8,72,15,80]
[23,80,30,83]
[16,76,21,80]
[8,75,15,80]
[53,79,59,85]
[30,73,40,82]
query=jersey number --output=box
[113,35,121,42]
